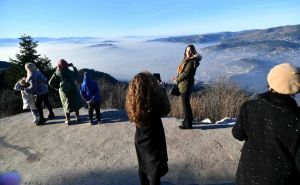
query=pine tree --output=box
[8,35,53,85]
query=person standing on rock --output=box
[126,72,170,185]
[174,44,201,129]
[232,63,300,185]
[22,63,55,125]
[49,59,82,125]
[80,72,101,125]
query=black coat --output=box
[232,91,300,185]
[135,116,168,177]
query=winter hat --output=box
[57,59,68,70]
[267,63,300,95]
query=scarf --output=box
[177,54,200,74]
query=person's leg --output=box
[42,93,55,119]
[35,95,46,125]
[31,108,39,124]
[186,92,193,126]
[180,92,193,129]
[88,103,94,124]
[75,110,80,123]
[65,112,70,124]
[138,170,150,185]
[148,173,161,185]
[95,102,101,123]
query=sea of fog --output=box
[0,39,217,83]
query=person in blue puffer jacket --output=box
[80,72,101,125]
[23,63,55,125]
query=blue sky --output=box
[0,0,299,38]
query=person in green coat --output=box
[175,44,202,129]
[49,59,82,124]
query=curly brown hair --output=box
[126,72,162,127]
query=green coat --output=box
[176,55,201,94]
[49,67,82,113]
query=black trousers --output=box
[181,92,193,129]
[138,170,160,185]
[88,102,101,121]
[35,93,53,119]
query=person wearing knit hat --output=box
[49,59,82,124]
[232,63,300,185]
[267,63,300,95]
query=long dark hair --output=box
[183,44,197,61]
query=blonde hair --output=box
[24,63,37,78]
[126,72,163,127]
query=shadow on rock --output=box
[44,168,194,185]
[0,136,42,163]
[45,168,139,185]
[100,110,128,124]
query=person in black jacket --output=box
[126,72,170,185]
[232,63,300,185]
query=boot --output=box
[31,109,39,124]
[37,114,46,126]
[90,119,94,125]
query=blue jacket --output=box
[80,72,100,103]
[24,71,49,96]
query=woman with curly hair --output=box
[126,72,170,185]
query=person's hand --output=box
[172,77,177,84]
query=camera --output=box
[153,73,161,82]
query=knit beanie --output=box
[267,63,300,95]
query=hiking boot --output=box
[90,120,94,125]
[178,125,187,130]
[36,117,46,126]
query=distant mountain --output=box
[102,40,118,43]
[78,68,119,84]
[207,40,300,52]
[88,43,116,48]
[223,24,300,43]
[151,24,300,44]
[150,32,241,43]
[0,61,10,70]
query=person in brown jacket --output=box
[175,44,202,129]
[232,63,300,185]
[126,72,170,185]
